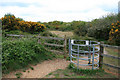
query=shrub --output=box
[1,14,19,31]
[2,38,56,73]
[1,13,46,34]
[87,14,118,40]
[108,21,120,46]
[74,22,87,36]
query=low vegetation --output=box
[2,37,56,74]
[45,63,117,78]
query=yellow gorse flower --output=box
[115,29,118,32]
[112,26,115,28]
[111,23,114,25]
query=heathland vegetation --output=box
[0,13,119,78]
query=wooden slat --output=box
[49,50,64,54]
[44,43,64,47]
[6,34,24,37]
[38,36,64,40]
[6,34,64,41]
[103,63,120,69]
[101,44,119,49]
[101,54,120,59]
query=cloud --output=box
[0,0,119,22]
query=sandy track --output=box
[49,31,73,38]
[3,59,70,78]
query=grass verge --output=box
[45,63,117,78]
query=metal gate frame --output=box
[69,39,100,70]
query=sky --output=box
[0,0,119,22]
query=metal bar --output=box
[88,40,91,64]
[69,39,71,57]
[70,40,72,62]
[77,45,79,69]
[92,45,95,70]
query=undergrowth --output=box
[2,37,56,74]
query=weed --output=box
[30,66,34,70]
[54,73,59,78]
[15,72,22,78]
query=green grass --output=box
[103,47,119,76]
[104,47,118,56]
[45,63,117,78]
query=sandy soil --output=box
[49,31,73,38]
[3,59,70,78]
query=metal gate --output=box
[69,39,100,70]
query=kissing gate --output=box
[69,39,100,70]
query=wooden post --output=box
[99,42,104,69]
[38,35,41,44]
[64,35,67,58]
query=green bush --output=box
[2,38,56,73]
[87,14,118,40]
[74,22,88,36]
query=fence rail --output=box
[38,36,64,40]
[102,63,120,70]
[38,35,67,56]
[6,34,67,56]
[99,43,120,70]
[101,54,120,59]
[101,44,120,49]
[44,43,64,47]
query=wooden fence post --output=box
[99,42,104,69]
[38,35,41,44]
[64,35,67,58]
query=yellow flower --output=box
[111,23,114,25]
[117,21,119,23]
[112,32,114,34]
[1,17,3,20]
[115,29,118,32]
[112,26,115,28]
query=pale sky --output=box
[0,0,119,22]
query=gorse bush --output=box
[87,14,118,40]
[74,21,88,36]
[2,38,56,73]
[108,21,120,46]
[1,13,46,34]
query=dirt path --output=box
[3,59,70,78]
[49,31,73,38]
